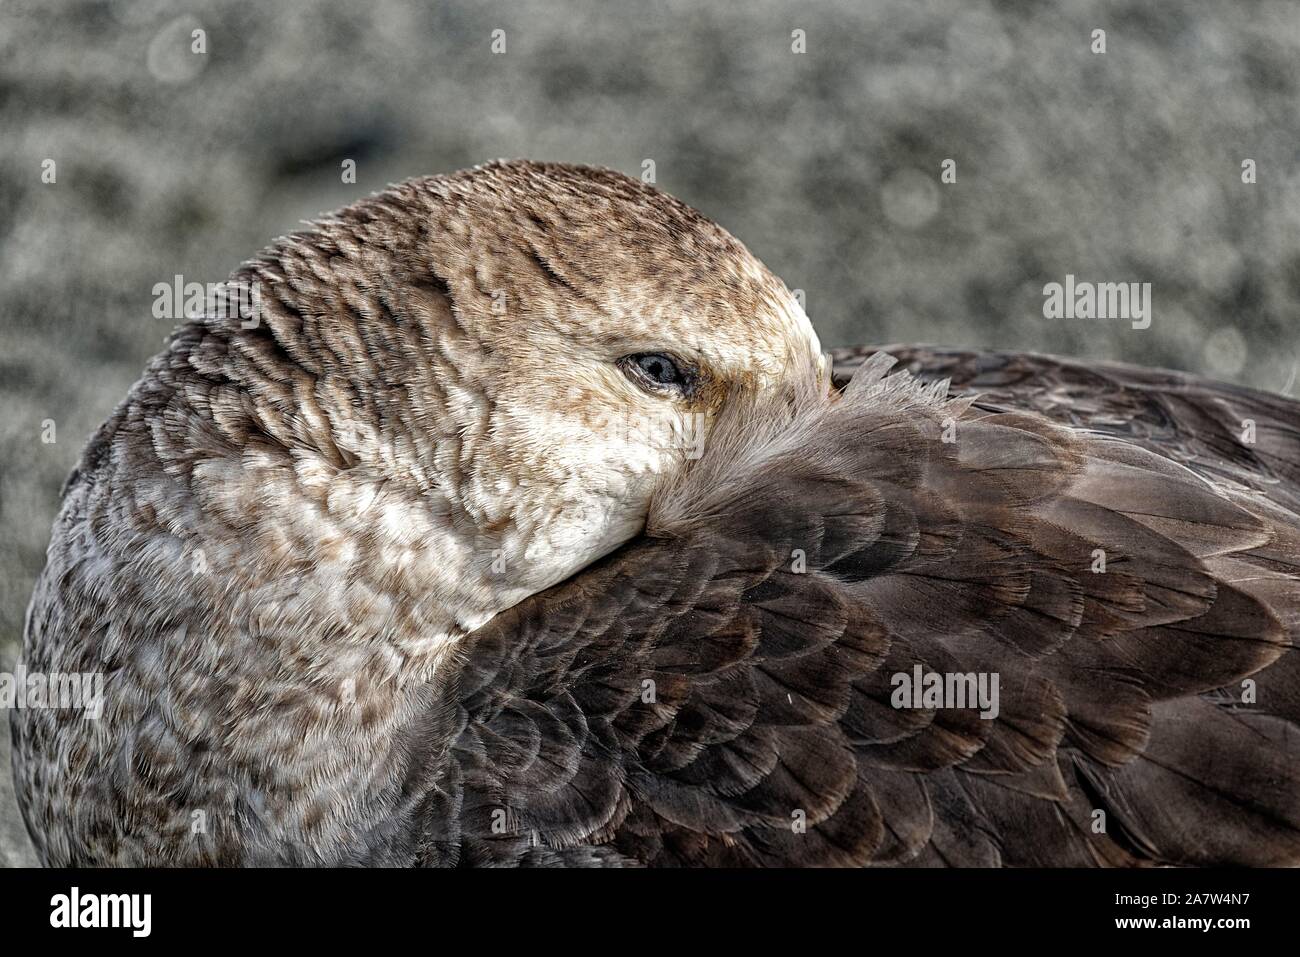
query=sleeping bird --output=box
[13,160,1300,866]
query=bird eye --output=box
[620,352,692,394]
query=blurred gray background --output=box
[2,0,1299,866]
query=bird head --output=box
[207,160,825,648]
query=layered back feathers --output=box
[431,350,1300,867]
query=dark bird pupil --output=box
[639,354,677,383]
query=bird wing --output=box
[833,344,1300,514]
[428,350,1300,867]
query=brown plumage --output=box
[12,162,1300,866]
[430,349,1300,866]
